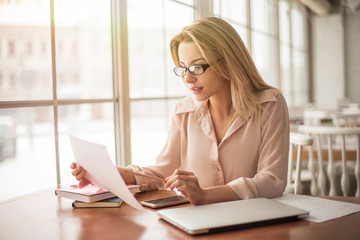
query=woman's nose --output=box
[184,72,196,83]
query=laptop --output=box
[157,198,309,235]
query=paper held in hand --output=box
[69,135,144,210]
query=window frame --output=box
[0,0,124,186]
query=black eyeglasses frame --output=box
[173,64,211,77]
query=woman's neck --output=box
[208,99,232,119]
[208,84,233,119]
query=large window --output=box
[0,0,116,201]
[0,1,56,200]
[0,0,309,202]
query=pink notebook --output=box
[55,184,140,202]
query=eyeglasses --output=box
[173,64,210,77]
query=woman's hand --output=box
[164,169,206,205]
[70,162,91,188]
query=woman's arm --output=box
[202,185,240,204]
[116,166,136,185]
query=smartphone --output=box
[140,195,189,209]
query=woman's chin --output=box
[193,94,208,101]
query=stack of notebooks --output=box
[55,184,140,208]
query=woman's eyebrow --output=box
[180,57,206,65]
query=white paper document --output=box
[272,194,360,223]
[69,135,144,210]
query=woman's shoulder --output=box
[256,88,286,105]
[256,89,289,120]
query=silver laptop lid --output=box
[158,198,309,235]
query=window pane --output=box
[251,0,277,35]
[280,44,291,103]
[233,25,248,49]
[130,100,169,166]
[0,107,56,201]
[293,50,308,105]
[292,2,309,106]
[165,0,194,97]
[128,0,194,99]
[54,0,113,99]
[213,0,248,49]
[58,103,116,185]
[252,32,279,87]
[128,0,165,98]
[292,4,306,50]
[213,0,247,25]
[0,1,52,101]
[279,0,290,44]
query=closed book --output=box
[55,184,141,203]
[72,197,124,208]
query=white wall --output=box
[311,6,360,109]
[312,14,345,108]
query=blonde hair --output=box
[170,17,275,121]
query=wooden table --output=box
[1,188,360,240]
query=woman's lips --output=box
[190,87,203,94]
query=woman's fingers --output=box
[164,169,195,186]
[165,175,198,190]
[70,162,76,169]
[71,164,88,183]
[165,169,193,181]
[72,165,85,177]
[75,168,87,180]
[70,162,91,188]
[164,169,205,205]
[79,179,90,188]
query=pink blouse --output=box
[129,89,289,199]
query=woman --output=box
[71,17,289,205]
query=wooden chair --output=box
[286,132,314,195]
[298,125,360,197]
